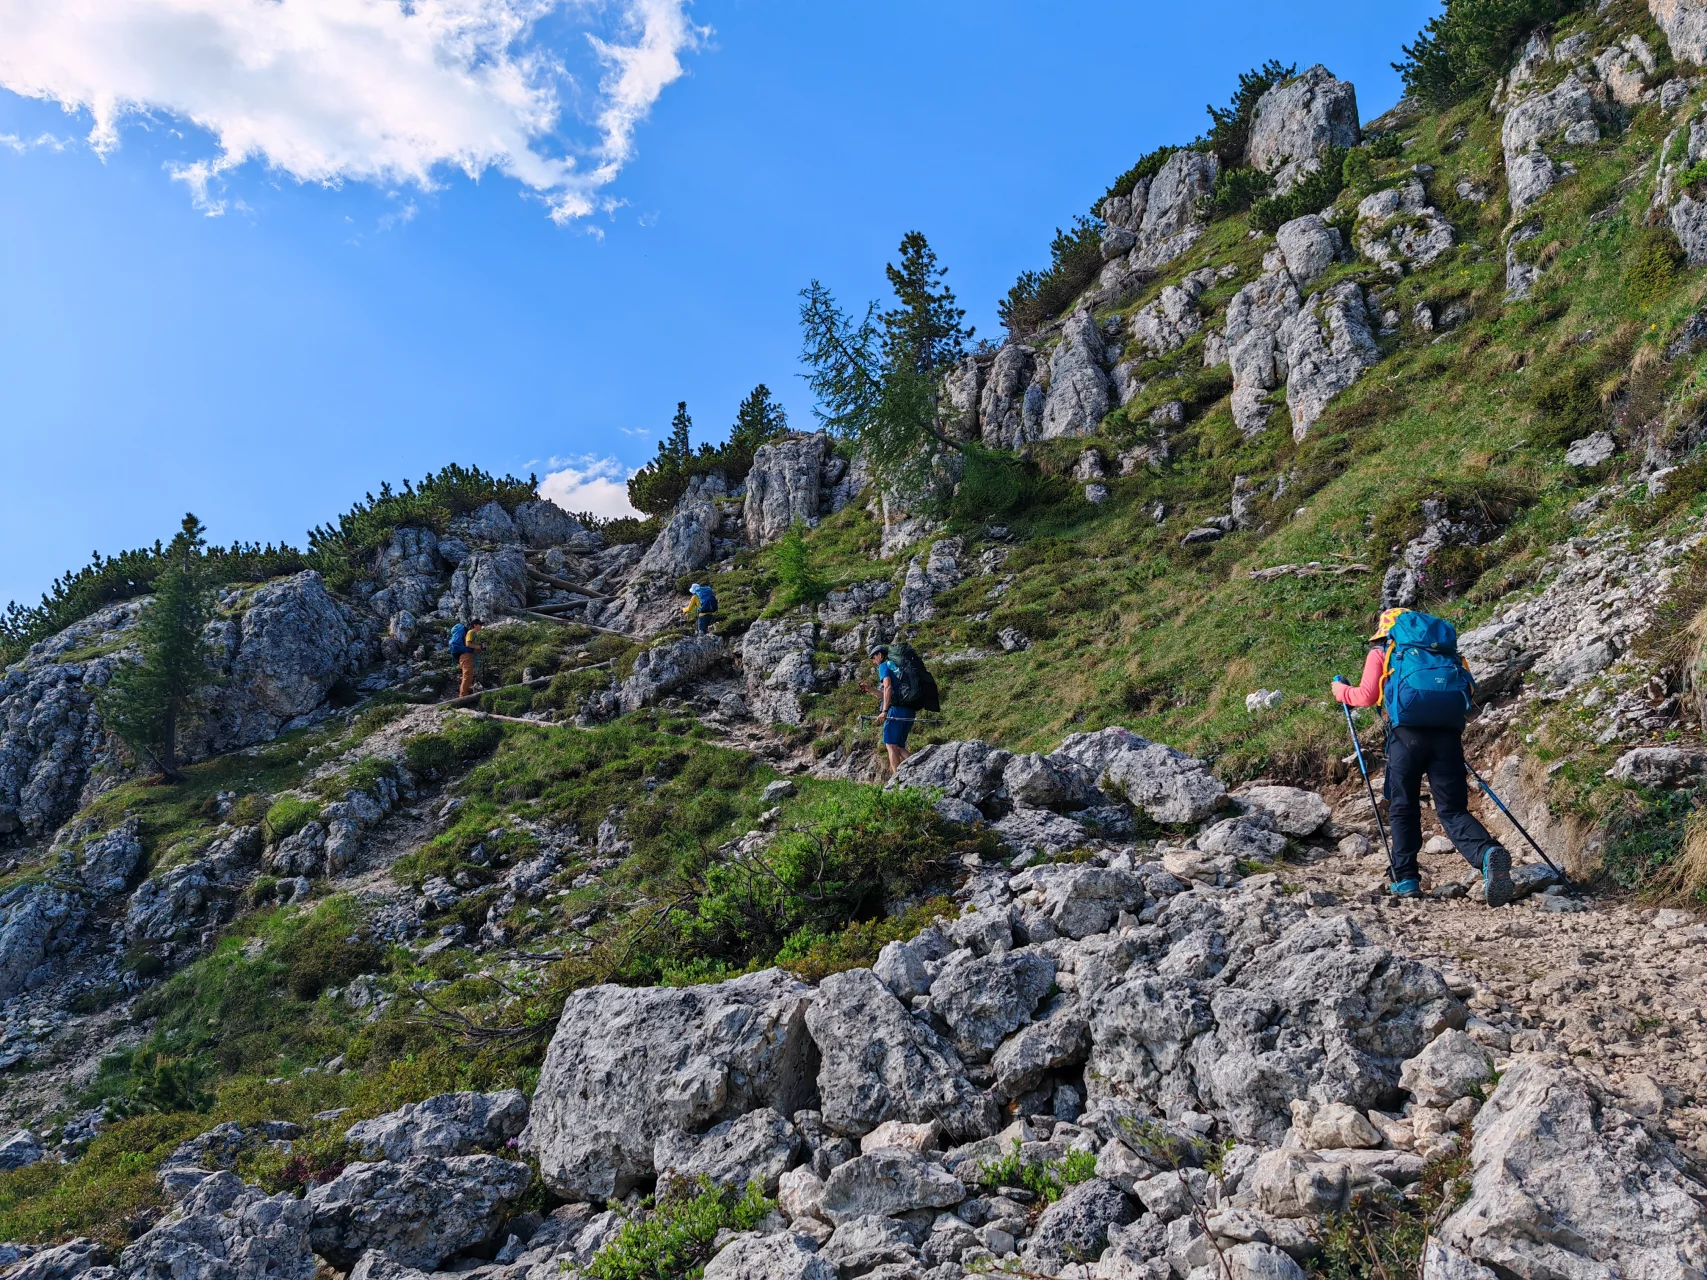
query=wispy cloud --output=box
[538,454,640,519]
[0,0,705,220]
[619,425,650,437]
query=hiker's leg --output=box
[458,652,476,698]
[1384,729,1424,883]
[1427,730,1500,871]
[884,744,904,772]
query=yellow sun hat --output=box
[1369,607,1408,642]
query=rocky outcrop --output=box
[1140,150,1220,250]
[523,969,817,1199]
[806,967,999,1142]
[437,547,529,623]
[1,643,129,839]
[1040,310,1111,439]
[0,884,84,1000]
[1131,270,1218,357]
[1223,268,1303,438]
[1501,72,1598,212]
[1354,177,1453,271]
[119,1171,315,1280]
[1285,283,1379,440]
[306,1155,532,1268]
[1247,65,1360,193]
[635,496,716,579]
[618,634,727,714]
[746,434,829,546]
[1653,0,1707,67]
[125,824,262,944]
[978,344,1040,450]
[740,621,818,725]
[1272,214,1344,287]
[1434,1055,1707,1276]
[345,1090,529,1162]
[895,538,965,624]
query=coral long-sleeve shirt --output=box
[1332,646,1386,708]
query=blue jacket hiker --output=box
[682,583,719,635]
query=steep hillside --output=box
[3,4,1707,1279]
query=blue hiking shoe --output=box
[1388,878,1422,899]
[1483,844,1515,908]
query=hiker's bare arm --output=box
[879,676,893,713]
[1332,647,1384,708]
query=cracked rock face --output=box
[1040,310,1111,440]
[619,633,726,714]
[1501,72,1597,212]
[978,344,1038,451]
[1285,283,1379,441]
[344,1089,528,1162]
[120,1170,315,1280]
[1246,65,1360,193]
[1653,0,1707,67]
[745,434,829,547]
[740,620,818,725]
[1437,1055,1707,1276]
[523,969,817,1200]
[306,1155,532,1269]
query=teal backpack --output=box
[1382,611,1475,729]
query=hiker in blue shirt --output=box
[864,644,915,773]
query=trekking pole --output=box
[1338,695,1398,884]
[1463,761,1570,887]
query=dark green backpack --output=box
[891,642,941,713]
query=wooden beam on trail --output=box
[434,660,614,710]
[516,608,633,638]
[526,567,609,599]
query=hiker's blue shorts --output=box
[883,711,915,747]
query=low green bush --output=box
[979,1141,1100,1203]
[262,796,321,844]
[403,717,505,774]
[587,1180,774,1280]
[1249,146,1348,233]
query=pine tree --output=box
[98,514,218,782]
[666,401,693,463]
[880,231,973,376]
[727,385,789,469]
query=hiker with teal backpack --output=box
[1332,607,1516,906]
[863,642,940,774]
[448,618,487,698]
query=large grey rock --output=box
[819,1152,966,1225]
[452,501,520,544]
[1506,149,1560,214]
[820,1215,920,1272]
[1198,813,1288,860]
[1286,283,1379,441]
[1224,268,1303,437]
[1023,1178,1135,1270]
[1101,742,1226,825]
[1040,310,1111,439]
[636,495,716,578]
[1501,73,1597,212]
[1002,753,1100,812]
[991,996,1089,1099]
[306,1155,531,1268]
[437,547,530,623]
[928,948,1055,1064]
[1273,215,1344,286]
[703,1233,835,1280]
[0,883,84,999]
[653,1106,800,1197]
[1438,1055,1707,1275]
[746,434,830,546]
[0,642,132,839]
[77,820,142,897]
[978,345,1038,451]
[1012,863,1148,939]
[872,925,951,1002]
[12,1239,104,1280]
[0,1127,43,1171]
[894,538,964,625]
[889,741,1013,817]
[806,967,998,1143]
[523,969,816,1199]
[1399,1030,1494,1107]
[1607,745,1706,786]
[1654,0,1707,66]
[1234,786,1331,837]
[740,620,818,725]
[120,1171,315,1280]
[193,571,366,756]
[619,633,726,714]
[1131,275,1212,357]
[1247,66,1360,193]
[512,499,586,549]
[345,1090,528,1162]
[125,825,262,944]
[942,355,986,440]
[1140,150,1220,244]
[1088,911,1465,1144]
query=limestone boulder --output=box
[889,741,1013,817]
[819,1152,965,1225]
[345,1090,529,1162]
[636,496,716,578]
[1438,1055,1707,1275]
[653,1107,800,1197]
[1247,66,1360,192]
[978,345,1039,451]
[927,947,1056,1064]
[120,1171,314,1280]
[746,435,830,546]
[1654,0,1707,66]
[1040,310,1111,439]
[806,967,999,1143]
[703,1233,835,1280]
[740,620,818,725]
[1286,283,1379,441]
[618,634,726,714]
[306,1155,532,1268]
[523,969,817,1199]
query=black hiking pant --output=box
[1384,726,1501,883]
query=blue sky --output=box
[0,0,1437,611]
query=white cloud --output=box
[538,455,640,519]
[0,0,703,219]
